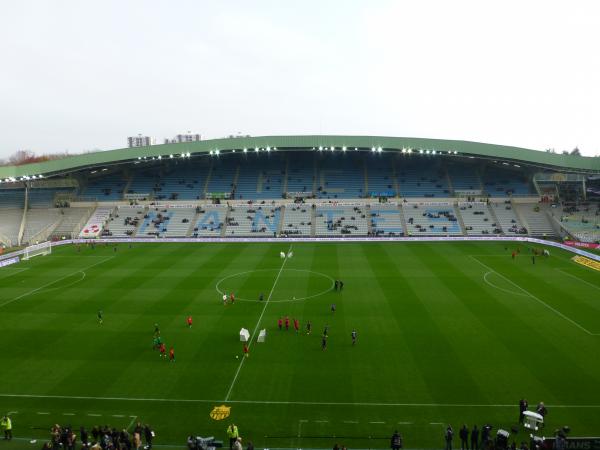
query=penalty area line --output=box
[0,256,114,309]
[469,256,599,336]
[223,244,293,401]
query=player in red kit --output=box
[278,317,283,330]
[294,318,299,333]
[187,316,193,328]
[243,343,249,357]
[285,316,290,330]
[230,292,235,303]
[169,346,175,362]
[159,343,166,359]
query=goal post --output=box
[23,241,52,260]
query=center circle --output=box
[215,268,335,303]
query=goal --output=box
[23,241,52,260]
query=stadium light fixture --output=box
[255,147,259,152]
[453,151,458,154]
[342,146,347,151]
[138,157,141,160]
[216,150,220,155]
[187,152,191,157]
[209,150,214,155]
[371,146,376,152]
[319,146,323,151]
[432,150,436,155]
[243,148,247,153]
[401,148,406,154]
[419,149,424,154]
[232,149,236,153]
[266,146,271,152]
[426,150,430,154]
[274,147,277,150]
[377,146,382,153]
[169,154,174,158]
[514,164,521,168]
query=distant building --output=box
[127,135,155,148]
[164,133,201,144]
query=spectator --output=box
[459,425,469,450]
[144,424,154,450]
[391,430,403,450]
[445,425,454,450]
[233,437,243,450]
[519,399,528,424]
[471,425,479,450]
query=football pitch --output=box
[1,240,600,449]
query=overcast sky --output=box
[1,0,599,158]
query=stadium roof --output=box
[1,135,599,180]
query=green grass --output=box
[1,241,600,449]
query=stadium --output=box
[1,135,600,450]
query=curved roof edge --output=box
[1,135,598,179]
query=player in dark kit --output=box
[159,343,166,359]
[285,316,290,330]
[351,329,357,345]
[323,325,329,337]
[306,321,312,334]
[97,310,103,324]
[331,304,336,313]
[294,318,300,333]
[339,280,344,290]
[169,346,175,362]
[259,293,264,301]
[334,280,338,291]
[154,323,160,336]
[321,335,327,350]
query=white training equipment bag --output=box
[280,251,285,258]
[239,328,250,342]
[257,329,266,343]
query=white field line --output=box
[223,244,293,401]
[3,392,600,408]
[36,412,49,415]
[0,267,29,280]
[398,422,413,425]
[482,271,528,297]
[344,420,359,424]
[63,413,75,416]
[470,256,599,336]
[126,416,138,431]
[0,256,114,309]
[369,421,385,424]
[555,269,600,291]
[314,420,329,423]
[87,413,102,417]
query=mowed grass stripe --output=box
[428,244,600,406]
[2,241,600,450]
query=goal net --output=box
[23,241,52,260]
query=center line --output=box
[224,245,293,401]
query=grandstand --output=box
[1,135,600,247]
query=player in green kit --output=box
[97,310,103,324]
